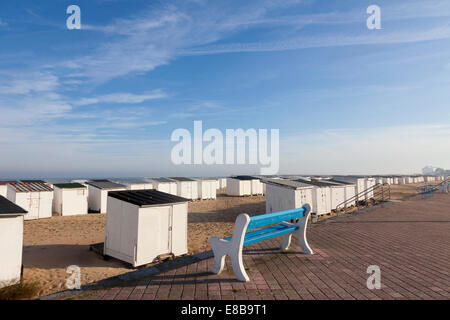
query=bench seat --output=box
[225,223,299,246]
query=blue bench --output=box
[209,204,313,282]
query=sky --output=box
[0,0,449,179]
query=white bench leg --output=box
[230,246,249,282]
[210,237,227,274]
[280,233,292,251]
[209,214,250,282]
[297,212,313,254]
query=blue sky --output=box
[0,0,449,178]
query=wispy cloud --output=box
[0,72,60,95]
[186,23,450,55]
[74,90,167,106]
[50,0,450,85]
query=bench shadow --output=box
[22,244,132,269]
[243,247,305,255]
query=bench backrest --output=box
[247,206,308,230]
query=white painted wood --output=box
[265,183,313,214]
[197,179,217,200]
[88,185,125,213]
[0,215,24,288]
[53,186,88,216]
[175,180,199,200]
[250,179,264,195]
[328,185,346,211]
[0,185,7,198]
[104,196,188,267]
[226,178,251,196]
[6,185,52,220]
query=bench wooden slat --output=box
[243,224,298,246]
[224,223,299,246]
[247,207,306,230]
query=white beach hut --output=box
[169,177,199,200]
[86,180,126,213]
[53,183,88,216]
[316,180,349,211]
[365,177,376,199]
[250,177,264,196]
[294,179,332,215]
[398,177,406,184]
[226,176,252,196]
[0,181,16,198]
[112,178,154,191]
[197,178,217,200]
[265,179,314,214]
[327,179,357,208]
[332,176,367,201]
[218,178,227,189]
[6,182,53,220]
[104,190,189,267]
[0,196,27,288]
[145,178,177,196]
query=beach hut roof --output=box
[53,183,87,189]
[8,181,53,193]
[86,180,125,190]
[0,180,16,185]
[113,178,151,185]
[326,179,354,185]
[169,177,196,182]
[295,179,335,187]
[45,178,70,184]
[149,177,175,183]
[264,178,313,190]
[108,190,189,207]
[0,195,28,215]
[231,175,259,181]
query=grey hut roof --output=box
[108,190,189,207]
[0,195,28,215]
[326,179,355,185]
[264,178,314,190]
[86,180,125,190]
[294,179,335,188]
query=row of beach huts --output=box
[0,173,447,288]
[0,177,224,220]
